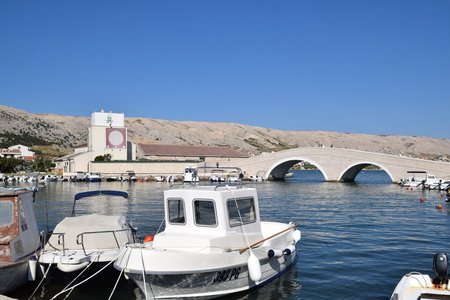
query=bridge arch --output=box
[339,161,394,182]
[266,156,329,181]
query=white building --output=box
[54,110,247,179]
[54,110,135,175]
[0,145,35,160]
[9,144,36,160]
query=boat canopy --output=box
[74,190,128,201]
[44,214,131,252]
[71,190,128,216]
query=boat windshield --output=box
[227,197,256,227]
[168,198,186,224]
[0,200,14,229]
[194,199,217,227]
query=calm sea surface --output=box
[7,170,450,300]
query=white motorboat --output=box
[226,171,240,183]
[249,175,263,182]
[209,170,225,182]
[114,185,301,299]
[426,178,450,190]
[0,188,41,294]
[39,190,137,273]
[391,252,450,300]
[43,174,58,182]
[183,166,199,183]
[86,172,102,182]
[154,176,165,182]
[400,171,427,188]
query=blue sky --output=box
[1,1,449,139]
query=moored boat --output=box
[248,175,263,182]
[114,184,301,299]
[399,171,427,188]
[0,188,41,294]
[183,166,199,183]
[391,252,450,300]
[38,190,137,273]
[86,172,102,182]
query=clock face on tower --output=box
[106,128,126,149]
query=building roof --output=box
[73,143,88,148]
[54,150,92,161]
[138,144,249,158]
[0,148,21,154]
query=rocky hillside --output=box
[1,105,450,161]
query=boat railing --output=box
[169,182,245,190]
[76,228,133,256]
[214,183,244,190]
[44,227,135,256]
[44,232,67,256]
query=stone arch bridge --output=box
[226,147,450,182]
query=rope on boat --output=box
[406,272,429,288]
[226,185,252,255]
[62,253,102,300]
[49,252,120,300]
[108,261,126,300]
[140,246,149,300]
[238,223,299,254]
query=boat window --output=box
[227,197,256,227]
[194,199,217,227]
[168,198,186,225]
[0,201,14,228]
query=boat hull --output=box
[122,248,296,299]
[39,249,123,272]
[0,260,29,294]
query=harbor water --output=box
[6,170,450,300]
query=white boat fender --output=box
[293,229,301,243]
[247,252,262,283]
[57,261,90,273]
[267,249,283,259]
[28,255,37,281]
[282,245,296,256]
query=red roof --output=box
[138,144,249,158]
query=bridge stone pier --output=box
[226,147,450,183]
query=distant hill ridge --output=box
[1,105,449,161]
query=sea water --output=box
[7,170,450,300]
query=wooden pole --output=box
[239,224,299,254]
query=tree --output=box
[94,155,105,162]
[33,156,52,172]
[94,154,112,162]
[0,157,22,173]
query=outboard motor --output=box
[433,252,448,284]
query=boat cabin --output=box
[0,189,40,263]
[153,185,264,251]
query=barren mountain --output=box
[1,105,449,161]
